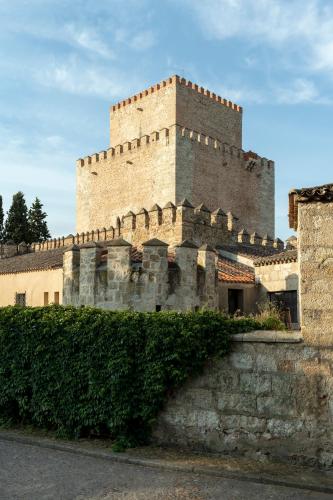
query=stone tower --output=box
[76,75,275,236]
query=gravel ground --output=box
[0,439,331,500]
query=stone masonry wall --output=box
[63,239,218,312]
[110,75,242,148]
[78,76,273,237]
[76,128,175,233]
[154,338,333,468]
[110,79,176,147]
[77,124,274,237]
[176,127,275,236]
[298,201,333,346]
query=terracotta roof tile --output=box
[254,249,297,266]
[218,244,280,260]
[217,256,255,284]
[0,248,64,275]
[289,183,333,230]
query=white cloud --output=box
[130,30,155,51]
[65,25,115,59]
[34,58,139,99]
[187,0,333,75]
[213,84,265,104]
[275,79,319,104]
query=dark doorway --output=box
[268,290,298,325]
[228,289,244,315]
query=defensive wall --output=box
[63,238,218,312]
[76,124,274,235]
[1,199,283,258]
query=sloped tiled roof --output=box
[0,248,64,275]
[218,244,281,260]
[0,243,255,284]
[254,249,297,266]
[217,256,255,284]
[289,183,333,230]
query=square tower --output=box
[76,75,274,237]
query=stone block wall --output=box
[76,127,175,233]
[77,76,274,237]
[110,75,242,148]
[255,261,298,294]
[176,127,275,236]
[298,201,333,346]
[154,338,333,467]
[63,238,218,312]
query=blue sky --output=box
[1,0,332,240]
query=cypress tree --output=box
[4,192,30,244]
[28,197,51,243]
[0,195,4,243]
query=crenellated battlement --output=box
[178,125,274,169]
[77,127,170,168]
[63,236,218,311]
[77,124,273,172]
[29,200,282,257]
[110,75,242,114]
[77,74,274,238]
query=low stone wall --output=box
[154,333,333,468]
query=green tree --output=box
[0,196,4,243]
[28,197,51,243]
[4,192,30,244]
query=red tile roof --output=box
[217,256,255,284]
[254,249,297,266]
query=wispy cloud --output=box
[65,25,115,59]
[33,57,141,99]
[129,30,156,51]
[186,0,333,76]
[275,79,319,104]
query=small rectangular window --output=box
[54,291,60,305]
[155,305,161,312]
[44,292,49,306]
[15,293,26,307]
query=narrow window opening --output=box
[44,292,49,306]
[54,291,60,305]
[155,305,161,312]
[15,293,26,307]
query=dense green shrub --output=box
[0,306,263,447]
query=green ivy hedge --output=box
[0,306,263,447]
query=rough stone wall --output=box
[298,201,333,346]
[109,75,242,148]
[76,128,175,233]
[175,80,242,148]
[78,76,273,237]
[154,340,333,468]
[176,127,275,236]
[63,239,217,312]
[255,261,298,294]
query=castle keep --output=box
[77,75,275,237]
[0,75,285,315]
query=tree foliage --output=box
[0,196,4,243]
[1,192,51,244]
[3,192,30,244]
[0,307,264,448]
[28,197,50,243]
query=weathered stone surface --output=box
[77,77,274,237]
[154,341,333,468]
